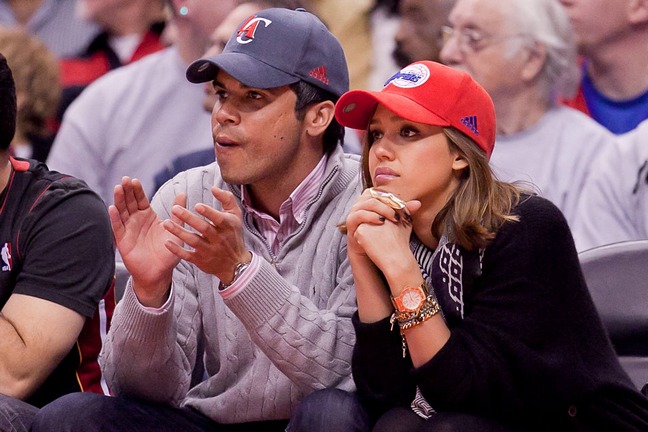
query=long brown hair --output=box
[360,127,522,250]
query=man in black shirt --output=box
[0,54,115,432]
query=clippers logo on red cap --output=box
[236,16,272,44]
[384,63,430,88]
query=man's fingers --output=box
[212,187,242,218]
[108,205,125,241]
[131,178,150,210]
[170,193,188,226]
[170,204,216,237]
[164,239,193,261]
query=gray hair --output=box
[510,0,580,100]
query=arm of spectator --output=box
[0,177,114,400]
[0,295,84,399]
[101,177,196,405]
[572,138,641,251]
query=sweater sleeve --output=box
[223,212,358,394]
[101,183,201,406]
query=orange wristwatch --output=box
[390,283,428,313]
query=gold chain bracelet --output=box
[390,296,441,357]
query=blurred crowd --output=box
[1,1,648,431]
[1,0,646,251]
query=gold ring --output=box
[368,188,406,210]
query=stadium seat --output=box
[579,240,648,390]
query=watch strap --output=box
[220,261,251,290]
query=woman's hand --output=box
[346,189,421,286]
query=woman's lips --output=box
[373,167,398,185]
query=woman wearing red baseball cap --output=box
[288,61,648,432]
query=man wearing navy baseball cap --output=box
[32,8,366,432]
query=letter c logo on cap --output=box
[236,16,272,44]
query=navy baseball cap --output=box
[186,8,349,97]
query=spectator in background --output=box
[573,118,648,250]
[559,0,648,134]
[439,0,616,228]
[365,0,400,91]
[0,26,60,161]
[0,54,115,432]
[308,0,374,90]
[393,0,455,67]
[46,0,237,204]
[153,0,307,194]
[57,0,167,125]
[0,0,99,58]
[32,8,359,432]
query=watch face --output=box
[400,287,424,311]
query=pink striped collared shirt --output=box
[220,155,329,299]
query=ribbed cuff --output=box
[115,280,175,344]
[223,260,293,328]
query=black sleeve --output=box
[15,179,115,318]
[352,312,417,416]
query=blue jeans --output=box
[31,392,289,432]
[0,394,39,432]
[286,389,371,432]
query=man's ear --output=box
[628,0,648,25]
[521,41,547,83]
[303,100,335,138]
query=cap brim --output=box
[186,52,299,88]
[335,89,450,130]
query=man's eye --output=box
[215,90,227,99]
[248,91,262,99]
[465,30,484,49]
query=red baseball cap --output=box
[335,61,496,158]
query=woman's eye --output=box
[400,127,417,137]
[369,130,383,142]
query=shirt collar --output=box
[240,154,329,223]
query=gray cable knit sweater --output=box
[100,147,362,424]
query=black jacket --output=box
[353,195,648,431]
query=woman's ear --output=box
[304,100,335,138]
[452,153,469,171]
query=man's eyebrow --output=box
[213,79,285,96]
[212,80,252,90]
